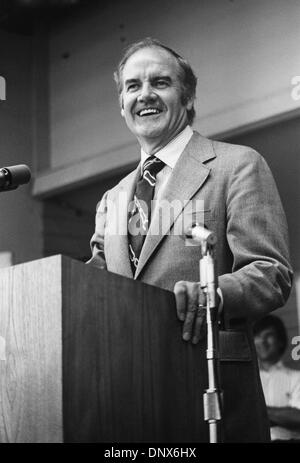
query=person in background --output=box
[254,314,300,442]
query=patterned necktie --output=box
[128,155,165,272]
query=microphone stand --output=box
[198,231,223,443]
[185,224,223,441]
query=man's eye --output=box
[155,80,168,88]
[127,83,138,91]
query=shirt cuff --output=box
[217,287,224,314]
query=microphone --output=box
[0,164,31,191]
[185,222,217,246]
[185,222,218,309]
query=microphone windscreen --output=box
[8,164,31,186]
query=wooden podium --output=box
[0,255,206,443]
[0,255,265,443]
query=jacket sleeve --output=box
[218,149,293,322]
[86,190,109,270]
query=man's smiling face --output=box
[120,46,193,154]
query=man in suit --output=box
[88,38,293,441]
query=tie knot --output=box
[142,156,165,177]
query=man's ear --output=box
[186,96,194,111]
[120,95,125,117]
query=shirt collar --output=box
[260,360,284,373]
[140,125,193,172]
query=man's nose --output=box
[137,83,157,102]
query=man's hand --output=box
[174,281,207,344]
[174,281,221,344]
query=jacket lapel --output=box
[105,165,140,278]
[134,132,216,279]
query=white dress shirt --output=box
[260,361,300,441]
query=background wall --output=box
[33,0,300,197]
[0,29,43,265]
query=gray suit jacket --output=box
[89,131,292,320]
[88,131,293,441]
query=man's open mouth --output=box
[137,108,162,117]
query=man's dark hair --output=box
[253,314,288,356]
[114,37,197,125]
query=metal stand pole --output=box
[200,243,223,443]
[185,223,223,443]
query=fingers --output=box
[192,306,206,344]
[192,289,207,343]
[182,282,199,342]
[174,281,187,322]
[174,281,207,344]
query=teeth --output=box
[139,108,160,116]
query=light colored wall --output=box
[47,0,300,173]
[0,30,43,265]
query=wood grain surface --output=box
[62,258,264,443]
[0,255,63,443]
[62,258,208,442]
